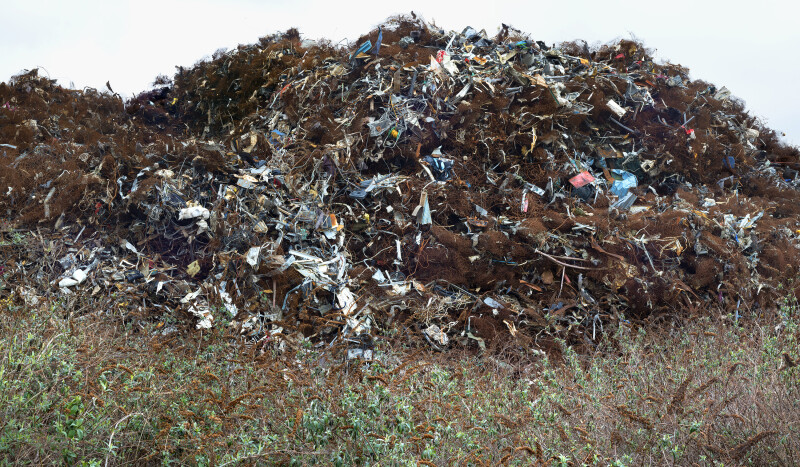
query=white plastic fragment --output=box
[337,287,358,316]
[188,304,214,329]
[219,282,238,318]
[58,277,79,288]
[483,297,504,309]
[178,206,210,220]
[391,282,411,296]
[607,99,627,118]
[372,269,387,282]
[395,239,403,263]
[246,247,261,267]
[72,269,87,284]
[441,54,459,74]
[180,289,202,304]
[180,289,213,329]
[59,268,88,288]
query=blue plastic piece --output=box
[609,169,637,197]
[422,155,454,181]
[350,40,372,60]
[373,27,382,55]
[723,155,735,170]
[269,129,286,147]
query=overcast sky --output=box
[2,0,798,146]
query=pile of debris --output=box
[2,15,799,353]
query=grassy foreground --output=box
[0,296,798,466]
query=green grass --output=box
[0,295,798,465]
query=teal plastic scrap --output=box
[350,40,372,61]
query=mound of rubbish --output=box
[2,15,799,353]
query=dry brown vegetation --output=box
[0,287,798,465]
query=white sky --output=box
[2,0,798,146]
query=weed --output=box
[0,296,798,464]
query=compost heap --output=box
[2,16,800,353]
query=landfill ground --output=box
[1,14,799,464]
